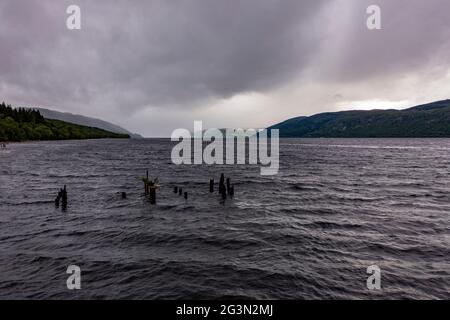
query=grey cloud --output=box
[1,0,450,136]
[321,0,450,82]
[0,0,326,112]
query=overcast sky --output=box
[1,0,450,136]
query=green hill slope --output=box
[0,102,129,142]
[268,99,450,138]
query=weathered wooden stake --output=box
[55,192,61,207]
[149,188,156,204]
[209,179,214,193]
[144,171,149,194]
[219,173,225,194]
[61,185,67,210]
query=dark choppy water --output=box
[0,138,449,299]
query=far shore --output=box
[0,137,131,144]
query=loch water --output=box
[0,138,449,299]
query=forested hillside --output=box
[268,100,450,138]
[0,102,129,142]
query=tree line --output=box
[0,102,129,142]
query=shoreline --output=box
[0,137,130,144]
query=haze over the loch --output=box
[1,0,450,137]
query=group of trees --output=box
[0,102,129,142]
[0,102,45,123]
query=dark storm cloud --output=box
[1,0,450,136]
[0,0,326,112]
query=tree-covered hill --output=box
[0,102,130,142]
[268,99,450,138]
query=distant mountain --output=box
[268,99,450,138]
[37,108,143,138]
[0,102,129,142]
[193,128,258,138]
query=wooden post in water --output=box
[61,185,67,211]
[144,171,149,195]
[179,187,182,196]
[184,192,188,200]
[221,188,227,200]
[219,173,225,195]
[174,186,178,194]
[121,192,127,199]
[55,190,61,207]
[209,179,214,193]
[142,173,158,204]
[149,187,156,204]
